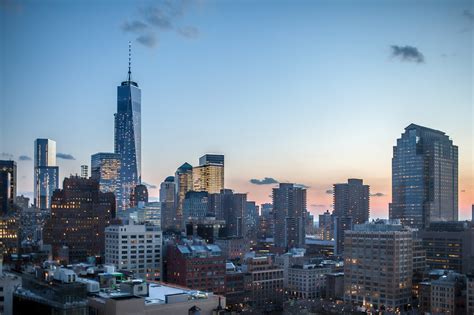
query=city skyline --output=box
[1,1,472,219]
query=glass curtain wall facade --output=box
[91,153,122,210]
[114,79,141,211]
[34,139,59,210]
[390,124,458,229]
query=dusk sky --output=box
[1,0,472,219]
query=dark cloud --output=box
[463,10,474,21]
[461,189,466,193]
[370,192,385,197]
[390,45,425,63]
[122,20,149,33]
[56,153,75,160]
[122,0,199,48]
[250,177,279,185]
[0,152,13,159]
[0,0,23,13]
[325,189,333,194]
[136,33,158,48]
[178,26,199,38]
[19,155,32,161]
[142,182,157,189]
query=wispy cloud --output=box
[390,45,425,63]
[121,0,200,48]
[325,189,333,194]
[178,26,199,38]
[19,155,32,161]
[122,20,149,33]
[459,10,474,33]
[56,153,75,160]
[250,177,279,185]
[137,33,158,48]
[370,192,385,197]
[295,183,310,189]
[463,9,474,22]
[0,152,13,160]
[310,204,327,208]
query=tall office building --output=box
[174,162,193,229]
[0,161,19,255]
[0,161,16,215]
[80,165,88,178]
[43,176,116,262]
[34,139,59,210]
[333,178,369,224]
[210,189,247,238]
[183,191,209,219]
[159,176,176,232]
[91,153,122,210]
[199,154,224,166]
[259,203,274,240]
[192,154,224,194]
[333,215,353,256]
[272,183,307,249]
[344,220,413,311]
[244,201,259,241]
[318,210,333,240]
[114,45,141,211]
[390,124,458,229]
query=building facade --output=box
[467,274,474,315]
[174,163,193,230]
[209,189,246,238]
[272,183,307,249]
[192,161,224,195]
[183,191,209,219]
[166,241,226,295]
[318,210,333,241]
[344,220,413,312]
[243,255,284,312]
[34,139,59,210]
[287,264,330,299]
[419,221,474,274]
[390,124,458,229]
[430,272,466,315]
[105,222,162,281]
[159,176,176,232]
[91,152,122,210]
[43,176,116,262]
[0,160,16,215]
[333,178,369,224]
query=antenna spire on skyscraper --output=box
[128,41,132,82]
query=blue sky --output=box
[1,0,472,218]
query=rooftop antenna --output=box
[128,41,132,82]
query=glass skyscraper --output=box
[175,162,193,229]
[34,138,59,210]
[0,160,17,215]
[91,152,122,210]
[114,64,141,211]
[390,124,458,229]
